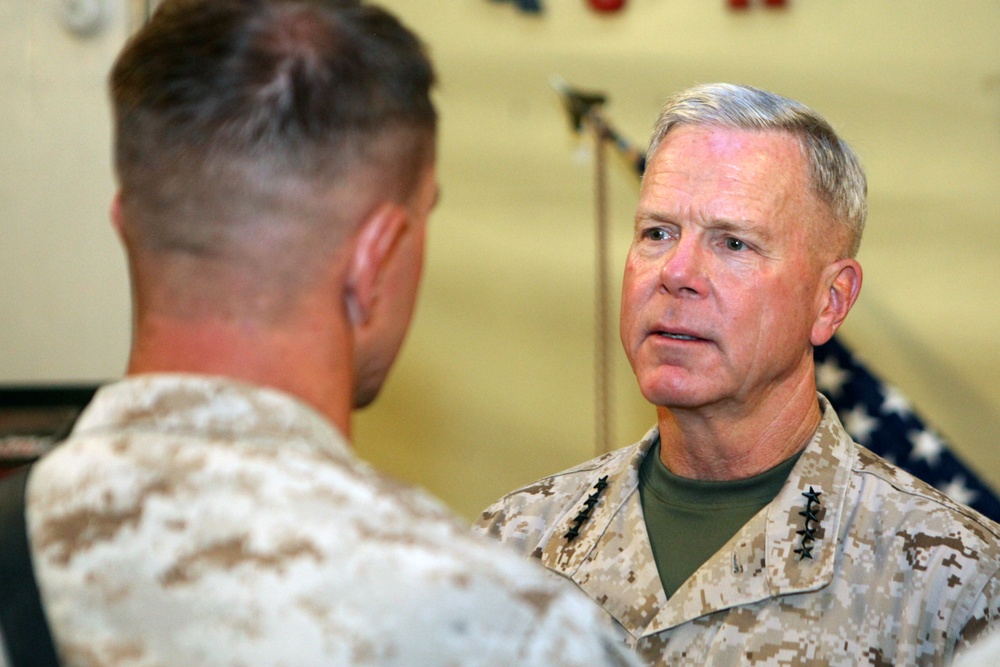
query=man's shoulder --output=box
[473,437,647,547]
[486,441,638,506]
[808,397,1000,561]
[29,403,639,666]
[849,444,1000,559]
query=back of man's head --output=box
[110,0,436,258]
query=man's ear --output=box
[343,202,408,326]
[811,258,863,346]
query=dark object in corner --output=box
[0,464,60,666]
[0,385,100,474]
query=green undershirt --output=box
[638,440,803,599]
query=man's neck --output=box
[126,313,355,438]
[656,382,823,482]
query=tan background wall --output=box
[3,0,998,520]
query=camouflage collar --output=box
[70,374,351,461]
[540,394,855,639]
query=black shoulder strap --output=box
[0,466,60,667]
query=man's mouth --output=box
[659,332,699,341]
[654,330,706,342]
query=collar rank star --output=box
[564,476,609,542]
[795,486,822,560]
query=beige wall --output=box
[3,0,999,519]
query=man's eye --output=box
[725,237,746,251]
[644,228,669,241]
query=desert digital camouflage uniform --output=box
[19,375,639,667]
[952,627,1000,667]
[475,395,1000,666]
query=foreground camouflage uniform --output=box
[21,375,637,667]
[475,395,1000,666]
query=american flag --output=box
[815,336,1000,523]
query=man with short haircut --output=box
[475,83,1000,666]
[5,2,638,665]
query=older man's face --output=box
[620,125,833,414]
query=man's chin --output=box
[639,380,717,411]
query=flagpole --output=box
[551,76,643,456]
[590,112,614,456]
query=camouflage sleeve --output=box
[473,499,504,538]
[954,628,1000,667]
[475,498,559,560]
[519,593,641,667]
[956,566,1000,653]
[474,497,532,544]
[476,494,641,666]
[475,476,596,557]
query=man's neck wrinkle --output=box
[658,391,822,482]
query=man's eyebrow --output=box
[705,217,772,242]
[634,209,675,225]
[634,213,770,238]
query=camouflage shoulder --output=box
[853,443,1000,545]
[473,441,644,549]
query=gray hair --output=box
[647,83,867,258]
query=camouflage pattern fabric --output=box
[22,375,639,667]
[953,628,1000,667]
[475,395,1000,666]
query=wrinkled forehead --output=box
[643,126,814,208]
[642,126,840,254]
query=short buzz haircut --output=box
[647,83,867,259]
[110,0,436,252]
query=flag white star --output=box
[882,385,912,418]
[938,476,978,507]
[815,358,850,399]
[909,429,945,467]
[843,405,879,445]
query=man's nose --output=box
[659,235,710,298]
